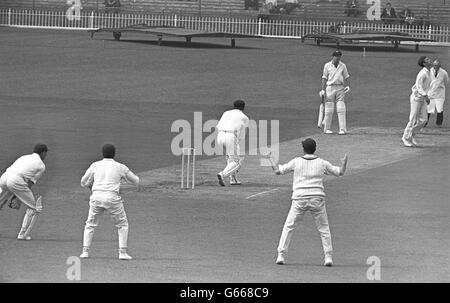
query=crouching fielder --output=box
[216,100,249,186]
[270,138,348,266]
[0,144,47,240]
[80,144,139,260]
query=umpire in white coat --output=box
[427,60,449,127]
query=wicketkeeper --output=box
[216,100,249,186]
[0,144,48,240]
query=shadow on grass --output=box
[101,38,264,50]
[313,43,439,53]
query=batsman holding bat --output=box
[320,50,351,135]
[0,144,48,240]
[269,138,348,266]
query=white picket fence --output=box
[1,9,449,44]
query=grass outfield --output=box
[0,27,449,282]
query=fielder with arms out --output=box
[79,144,139,260]
[0,143,48,240]
[269,138,348,266]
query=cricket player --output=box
[320,50,351,135]
[270,138,348,266]
[0,143,48,240]
[426,60,449,127]
[79,144,139,260]
[216,100,249,186]
[402,56,432,147]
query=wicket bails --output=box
[181,147,195,189]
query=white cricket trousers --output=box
[83,191,129,249]
[403,94,428,140]
[217,131,243,178]
[0,172,42,238]
[277,197,332,258]
[427,98,445,114]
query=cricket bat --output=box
[317,93,325,128]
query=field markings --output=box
[245,188,281,200]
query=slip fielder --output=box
[320,50,351,135]
[79,144,139,260]
[216,100,249,186]
[270,138,348,266]
[0,144,48,240]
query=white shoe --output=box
[17,234,31,241]
[411,137,418,146]
[338,130,346,135]
[324,256,333,267]
[119,252,133,260]
[402,136,413,147]
[324,130,334,134]
[80,251,89,259]
[276,253,285,265]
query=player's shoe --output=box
[324,256,333,267]
[324,130,334,134]
[17,234,31,241]
[230,175,241,185]
[80,251,89,259]
[119,252,133,260]
[410,137,418,146]
[276,253,285,265]
[217,173,225,186]
[338,130,346,135]
[402,136,413,147]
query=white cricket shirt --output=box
[216,109,249,139]
[81,158,139,194]
[429,67,449,100]
[278,154,341,199]
[322,61,350,86]
[5,153,46,184]
[411,67,432,100]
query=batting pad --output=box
[336,101,346,131]
[323,102,335,131]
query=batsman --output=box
[319,50,351,135]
